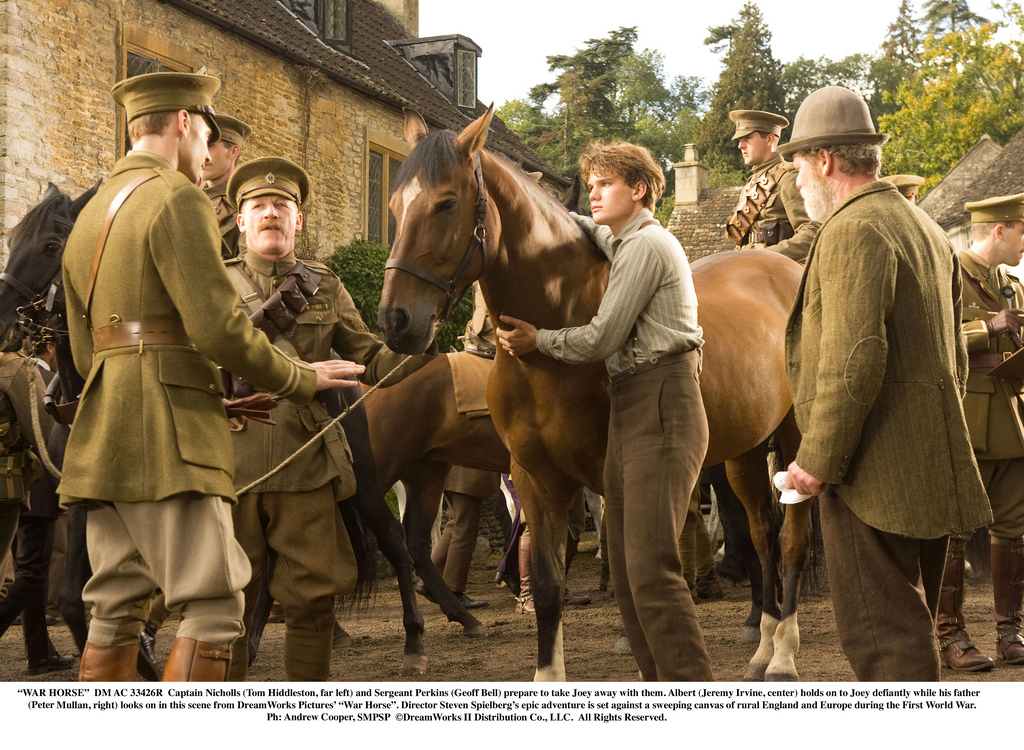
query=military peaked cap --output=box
[111,72,221,143]
[729,110,789,140]
[965,193,1024,224]
[214,114,253,146]
[228,157,312,210]
[883,174,925,199]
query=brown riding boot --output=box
[78,642,139,682]
[515,534,535,615]
[993,538,1024,664]
[563,534,591,606]
[161,638,232,681]
[936,537,993,671]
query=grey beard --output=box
[800,173,838,223]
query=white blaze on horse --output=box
[378,107,813,681]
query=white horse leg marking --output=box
[744,612,779,681]
[765,614,800,681]
[534,621,565,681]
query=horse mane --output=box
[394,130,462,188]
[7,188,71,249]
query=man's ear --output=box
[295,212,304,233]
[237,211,246,234]
[633,181,648,203]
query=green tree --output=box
[869,0,923,119]
[694,2,785,185]
[880,6,1024,188]
[782,54,872,116]
[329,238,472,352]
[923,0,988,34]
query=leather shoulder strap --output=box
[961,265,1023,350]
[84,170,160,329]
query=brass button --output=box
[208,384,217,391]
[109,314,121,323]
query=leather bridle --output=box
[384,154,490,323]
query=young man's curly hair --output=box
[579,142,665,211]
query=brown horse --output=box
[379,107,810,681]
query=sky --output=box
[417,0,997,107]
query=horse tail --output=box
[337,498,381,606]
[767,436,826,594]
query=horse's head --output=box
[0,182,99,350]
[378,106,495,354]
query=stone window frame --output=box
[116,26,199,156]
[363,127,408,246]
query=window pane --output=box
[458,50,476,108]
[387,156,402,246]
[127,53,168,77]
[368,150,383,244]
[322,0,348,40]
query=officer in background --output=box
[937,193,1024,671]
[725,109,818,263]
[203,114,252,259]
[223,157,436,681]
[883,174,925,204]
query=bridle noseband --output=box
[384,153,490,323]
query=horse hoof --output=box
[612,636,632,655]
[743,664,768,681]
[738,626,760,643]
[765,671,798,682]
[400,655,428,676]
[462,624,488,638]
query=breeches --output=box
[820,487,946,681]
[432,491,482,592]
[83,495,250,647]
[977,457,1024,541]
[604,351,712,681]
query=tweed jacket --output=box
[738,154,819,263]
[786,180,991,538]
[958,250,1024,460]
[59,151,316,506]
[228,250,436,495]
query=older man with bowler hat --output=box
[780,86,991,681]
[725,109,818,263]
[936,193,1024,671]
[60,72,362,681]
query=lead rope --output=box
[236,354,414,495]
[25,360,62,480]
[25,352,416,491]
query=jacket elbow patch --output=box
[844,336,887,404]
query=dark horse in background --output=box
[379,107,812,681]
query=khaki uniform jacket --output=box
[59,152,316,506]
[0,354,51,509]
[738,154,818,263]
[958,250,1024,460]
[786,180,990,538]
[203,181,244,259]
[229,250,436,495]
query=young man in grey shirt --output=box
[498,142,712,680]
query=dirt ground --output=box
[1,536,1021,684]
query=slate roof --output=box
[164,0,565,183]
[668,187,742,261]
[916,134,1004,227]
[924,130,1022,228]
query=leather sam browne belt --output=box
[970,352,1012,370]
[92,320,193,352]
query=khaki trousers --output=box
[83,495,250,647]
[432,491,482,593]
[604,350,713,681]
[229,482,356,681]
[821,487,946,681]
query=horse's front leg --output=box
[514,469,571,682]
[764,499,814,681]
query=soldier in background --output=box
[725,110,818,263]
[883,174,925,204]
[937,193,1024,671]
[203,114,252,259]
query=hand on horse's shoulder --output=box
[570,212,612,254]
[497,315,538,358]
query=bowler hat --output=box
[228,157,311,210]
[111,72,221,143]
[778,86,888,157]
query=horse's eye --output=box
[435,199,457,214]
[44,242,62,254]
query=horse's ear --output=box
[455,104,494,158]
[527,172,542,182]
[43,183,61,201]
[403,108,428,146]
[70,181,101,220]
[562,174,582,212]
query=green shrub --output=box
[329,238,473,352]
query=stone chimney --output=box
[674,144,708,205]
[378,0,419,38]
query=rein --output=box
[384,153,489,323]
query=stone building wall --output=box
[1,0,410,261]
